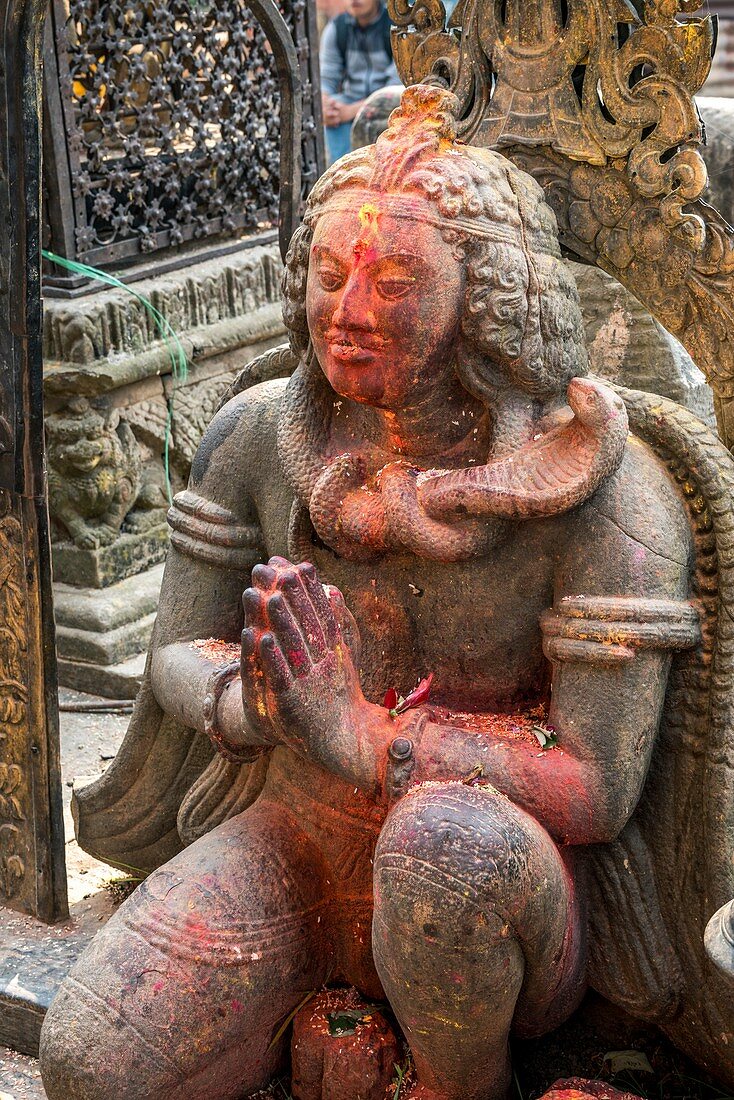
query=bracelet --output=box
[385,709,431,802]
[203,660,265,764]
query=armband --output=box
[385,710,431,802]
[168,490,263,571]
[540,596,700,665]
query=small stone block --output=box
[542,1079,645,1100]
[291,989,400,1100]
[55,611,157,666]
[0,914,94,1057]
[56,652,148,700]
[53,563,164,633]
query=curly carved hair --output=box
[282,84,587,401]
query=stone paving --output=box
[0,689,128,1099]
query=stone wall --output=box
[44,242,287,696]
[698,98,734,228]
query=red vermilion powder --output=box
[433,706,551,748]
[191,638,241,662]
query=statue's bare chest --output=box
[303,525,561,711]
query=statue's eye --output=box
[377,276,415,300]
[317,266,345,292]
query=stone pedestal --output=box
[54,563,164,699]
[44,241,287,697]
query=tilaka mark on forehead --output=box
[354,201,382,262]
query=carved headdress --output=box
[285,84,587,399]
[280,85,628,563]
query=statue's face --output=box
[306,201,465,410]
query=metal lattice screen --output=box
[43,0,322,281]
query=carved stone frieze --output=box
[166,373,250,469]
[43,243,284,376]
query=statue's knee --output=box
[40,976,165,1100]
[375,783,557,919]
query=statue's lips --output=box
[326,330,386,364]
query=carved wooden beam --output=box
[0,0,67,921]
[387,0,734,447]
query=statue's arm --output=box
[400,446,698,843]
[538,449,696,842]
[149,380,290,749]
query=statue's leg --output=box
[40,796,331,1100]
[373,783,585,1100]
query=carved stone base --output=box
[52,526,169,588]
[54,564,164,698]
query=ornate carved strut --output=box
[387,0,734,448]
[0,0,67,921]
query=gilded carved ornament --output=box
[387,0,734,446]
[0,496,29,902]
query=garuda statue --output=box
[40,86,734,1099]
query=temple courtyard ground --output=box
[0,689,128,1099]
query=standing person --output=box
[320,0,400,163]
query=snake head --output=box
[567,377,628,435]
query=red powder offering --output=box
[190,638,241,662]
[432,705,551,748]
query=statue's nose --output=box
[332,270,378,331]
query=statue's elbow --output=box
[557,794,636,847]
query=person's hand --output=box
[324,100,344,127]
[322,97,363,127]
[241,557,366,759]
[322,93,341,127]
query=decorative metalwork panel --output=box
[44,0,322,271]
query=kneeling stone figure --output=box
[40,85,734,1099]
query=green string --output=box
[42,249,190,505]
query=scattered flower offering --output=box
[384,673,434,717]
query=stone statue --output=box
[40,86,734,1099]
[46,397,143,549]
